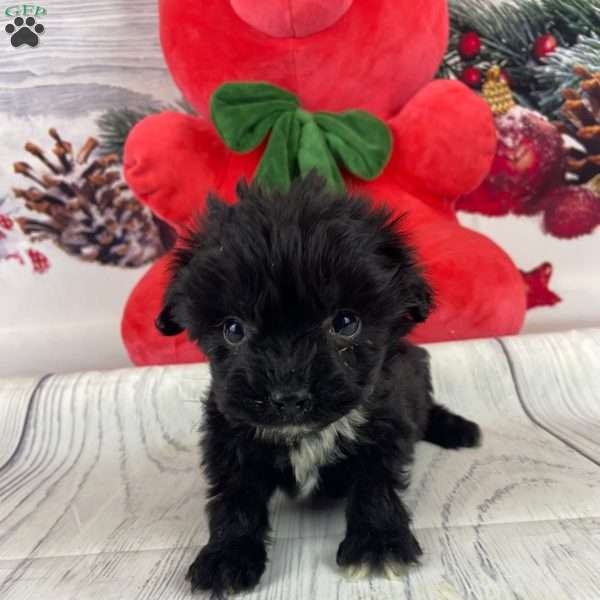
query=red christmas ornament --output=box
[459,31,481,59]
[520,262,561,309]
[458,106,565,215]
[460,66,482,88]
[543,186,600,239]
[533,34,558,59]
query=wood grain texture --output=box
[500,329,600,464]
[0,376,42,470]
[0,335,599,599]
[0,0,181,116]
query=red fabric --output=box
[520,262,561,309]
[122,0,527,367]
[230,0,353,38]
[159,0,448,118]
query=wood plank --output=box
[499,329,600,464]
[0,0,165,75]
[2,516,600,600]
[0,0,182,115]
[0,376,42,470]
[0,365,210,562]
[0,337,599,599]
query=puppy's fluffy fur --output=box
[157,174,481,595]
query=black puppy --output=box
[157,174,481,595]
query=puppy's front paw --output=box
[186,537,266,595]
[337,530,422,579]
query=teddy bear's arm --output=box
[124,112,229,230]
[386,80,497,201]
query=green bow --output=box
[210,82,392,193]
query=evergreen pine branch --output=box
[449,0,548,60]
[97,99,196,159]
[174,98,197,115]
[533,36,600,115]
[441,0,600,118]
[97,106,162,158]
[439,0,546,83]
[543,0,600,44]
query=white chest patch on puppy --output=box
[286,408,367,498]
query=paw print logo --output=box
[5,16,45,48]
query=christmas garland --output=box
[439,0,600,118]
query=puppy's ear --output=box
[236,177,260,205]
[405,276,434,324]
[155,299,184,336]
[155,245,193,339]
[207,191,232,218]
[374,214,434,329]
[155,192,231,338]
[156,271,187,336]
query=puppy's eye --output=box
[223,318,246,345]
[331,311,361,338]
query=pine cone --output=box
[12,129,164,268]
[559,66,600,185]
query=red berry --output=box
[459,31,481,59]
[533,34,557,59]
[543,186,600,239]
[0,213,14,230]
[27,248,50,274]
[460,66,482,88]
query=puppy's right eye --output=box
[331,310,361,338]
[223,318,246,345]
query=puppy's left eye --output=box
[331,310,361,338]
[223,318,246,345]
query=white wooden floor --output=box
[1,330,599,599]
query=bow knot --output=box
[210,82,392,193]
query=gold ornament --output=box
[482,66,516,116]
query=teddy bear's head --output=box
[160,0,449,120]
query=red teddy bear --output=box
[123,0,527,366]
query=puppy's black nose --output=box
[270,389,312,417]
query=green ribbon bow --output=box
[210,82,392,193]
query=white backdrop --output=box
[0,0,598,377]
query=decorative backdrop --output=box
[0,0,599,377]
